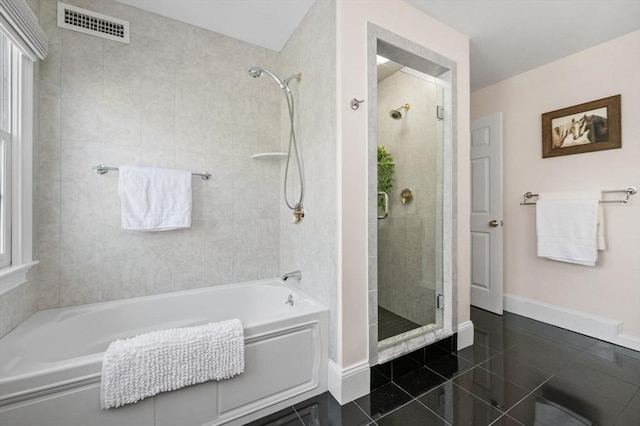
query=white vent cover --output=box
[57,2,129,43]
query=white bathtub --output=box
[0,279,329,426]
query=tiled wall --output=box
[376,70,443,326]
[2,0,287,332]
[0,0,339,342]
[279,0,338,361]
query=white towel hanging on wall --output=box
[536,190,604,266]
[118,166,192,231]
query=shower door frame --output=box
[367,24,458,365]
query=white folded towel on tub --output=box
[118,165,192,231]
[101,319,244,409]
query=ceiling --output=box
[117,0,640,92]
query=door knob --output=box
[489,220,501,227]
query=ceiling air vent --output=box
[57,2,129,44]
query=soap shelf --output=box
[251,152,288,160]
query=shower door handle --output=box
[378,191,389,220]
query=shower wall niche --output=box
[377,64,443,341]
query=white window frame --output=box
[0,17,37,295]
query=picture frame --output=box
[541,94,621,158]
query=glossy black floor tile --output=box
[418,382,505,425]
[502,312,598,351]
[456,342,499,365]
[452,366,531,412]
[375,400,446,426]
[293,392,372,426]
[507,392,608,426]
[473,325,528,353]
[502,333,582,373]
[479,353,552,392]
[426,353,475,379]
[251,307,640,426]
[489,414,525,425]
[246,406,303,426]
[532,360,638,425]
[393,366,447,397]
[391,350,424,378]
[615,389,640,426]
[577,342,640,387]
[370,364,392,391]
[354,382,412,420]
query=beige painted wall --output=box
[337,0,470,368]
[471,30,640,339]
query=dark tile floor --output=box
[248,307,640,425]
[378,307,422,341]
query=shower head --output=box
[247,66,291,92]
[390,103,411,120]
[248,67,263,78]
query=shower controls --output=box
[400,188,413,205]
[293,204,305,224]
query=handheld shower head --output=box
[248,67,263,78]
[247,66,290,92]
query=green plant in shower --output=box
[377,146,395,209]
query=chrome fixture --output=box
[520,186,637,205]
[350,98,365,110]
[285,294,294,306]
[91,164,211,180]
[282,270,302,281]
[247,67,300,93]
[390,103,410,120]
[248,66,305,223]
[378,191,389,220]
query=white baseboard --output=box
[327,360,370,405]
[504,293,640,351]
[457,321,474,350]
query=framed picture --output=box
[542,94,621,158]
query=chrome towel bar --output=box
[520,187,637,205]
[92,164,211,180]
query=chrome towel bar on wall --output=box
[520,187,637,205]
[91,164,212,180]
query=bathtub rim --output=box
[0,278,329,404]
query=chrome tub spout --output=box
[282,270,302,281]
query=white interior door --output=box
[470,113,503,314]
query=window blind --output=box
[0,0,47,59]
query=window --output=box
[1,33,13,269]
[0,26,36,293]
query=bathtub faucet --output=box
[282,270,302,281]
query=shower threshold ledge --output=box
[377,323,451,364]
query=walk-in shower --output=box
[248,66,305,224]
[368,26,457,366]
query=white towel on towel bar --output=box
[101,319,244,409]
[536,190,604,266]
[118,166,192,231]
